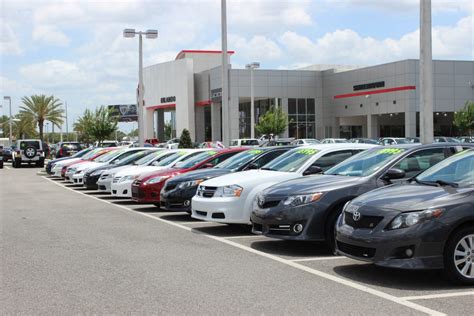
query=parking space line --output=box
[400,291,474,301]
[42,176,445,316]
[290,256,345,262]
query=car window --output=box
[251,150,287,169]
[205,152,237,167]
[215,150,262,170]
[110,150,140,164]
[134,151,167,165]
[241,140,259,146]
[311,150,355,172]
[19,141,41,150]
[262,148,319,173]
[177,151,219,169]
[230,140,238,146]
[155,151,191,166]
[391,147,446,178]
[94,150,120,162]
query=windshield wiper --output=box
[435,180,459,188]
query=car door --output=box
[389,147,448,180]
[308,149,359,173]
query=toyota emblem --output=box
[352,211,361,221]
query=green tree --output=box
[178,129,193,148]
[164,122,172,140]
[255,106,288,136]
[89,106,118,145]
[0,115,9,137]
[128,128,138,138]
[73,109,94,143]
[13,114,37,140]
[454,101,474,136]
[20,95,64,141]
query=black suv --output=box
[160,147,294,212]
[251,143,472,250]
[336,150,474,284]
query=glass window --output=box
[216,149,265,170]
[310,150,355,171]
[325,148,407,177]
[206,152,237,167]
[94,150,121,162]
[392,148,446,178]
[177,151,219,169]
[307,99,315,114]
[288,99,296,114]
[155,151,191,167]
[250,150,287,168]
[298,98,306,113]
[134,151,167,165]
[262,148,320,173]
[19,140,41,149]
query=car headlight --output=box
[282,192,324,207]
[387,208,444,230]
[214,185,243,197]
[145,176,170,185]
[178,179,204,189]
[91,170,104,176]
[120,175,138,182]
[75,170,83,174]
[68,168,76,173]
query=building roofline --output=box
[175,50,235,60]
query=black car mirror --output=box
[383,168,406,180]
[303,165,323,176]
[201,163,214,169]
[246,162,259,170]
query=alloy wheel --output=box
[454,234,474,278]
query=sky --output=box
[0,0,473,133]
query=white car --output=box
[51,148,106,177]
[230,139,260,147]
[66,149,122,183]
[291,138,320,145]
[191,143,376,224]
[97,149,170,192]
[110,149,209,198]
[70,148,150,185]
[379,137,412,146]
[320,138,349,144]
[11,139,45,168]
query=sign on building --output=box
[108,104,138,122]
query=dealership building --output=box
[141,50,474,142]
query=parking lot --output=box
[1,164,473,315]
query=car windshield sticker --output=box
[377,148,404,155]
[207,151,218,155]
[248,149,263,155]
[297,149,318,155]
[177,151,188,156]
[454,149,469,156]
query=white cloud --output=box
[324,0,473,13]
[32,25,70,46]
[0,18,22,55]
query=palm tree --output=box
[20,95,64,141]
[13,114,37,140]
[73,109,94,143]
[0,115,8,137]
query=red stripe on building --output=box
[147,103,176,110]
[195,100,211,107]
[334,86,416,99]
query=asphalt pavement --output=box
[1,165,473,315]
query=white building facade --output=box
[142,50,474,143]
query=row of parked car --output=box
[45,141,474,284]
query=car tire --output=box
[443,226,474,285]
[14,158,21,168]
[36,159,45,168]
[325,204,344,254]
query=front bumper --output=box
[72,172,85,185]
[110,180,133,197]
[250,200,328,241]
[160,185,197,212]
[131,182,164,203]
[335,214,448,270]
[83,174,100,189]
[97,176,113,192]
[191,195,249,224]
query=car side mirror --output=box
[383,168,405,180]
[303,165,323,176]
[201,163,214,169]
[246,162,259,170]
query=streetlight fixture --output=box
[3,96,12,144]
[123,28,158,147]
[245,62,260,138]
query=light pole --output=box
[3,96,12,144]
[123,28,158,147]
[420,0,434,144]
[245,62,260,138]
[221,0,229,145]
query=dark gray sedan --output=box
[336,149,474,284]
[251,143,471,250]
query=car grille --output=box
[337,241,375,259]
[164,183,177,192]
[100,174,109,180]
[198,186,217,198]
[261,200,280,209]
[112,176,121,183]
[131,185,144,198]
[344,211,383,229]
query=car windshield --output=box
[94,150,120,162]
[416,150,474,187]
[175,151,219,169]
[113,150,149,165]
[19,141,41,149]
[241,140,259,146]
[215,149,262,170]
[73,148,92,157]
[335,139,348,143]
[305,139,319,144]
[155,151,191,167]
[82,149,102,159]
[394,138,411,144]
[133,150,165,165]
[262,148,319,172]
[325,147,406,177]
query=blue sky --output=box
[1,0,472,133]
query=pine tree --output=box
[178,129,193,148]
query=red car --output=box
[131,148,247,205]
[60,148,117,178]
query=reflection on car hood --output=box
[200,169,295,187]
[167,168,231,184]
[264,175,363,196]
[114,165,164,177]
[352,184,473,212]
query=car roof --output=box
[288,143,375,152]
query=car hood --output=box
[75,162,103,171]
[51,156,73,164]
[102,165,132,176]
[167,168,232,184]
[138,167,188,182]
[264,175,364,196]
[115,165,163,177]
[55,158,82,167]
[352,184,474,212]
[199,169,297,188]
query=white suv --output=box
[12,139,45,168]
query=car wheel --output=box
[443,226,474,285]
[36,159,45,168]
[14,159,21,168]
[24,146,37,159]
[325,205,344,254]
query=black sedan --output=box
[251,143,472,250]
[160,147,294,212]
[336,149,474,284]
[83,149,156,189]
